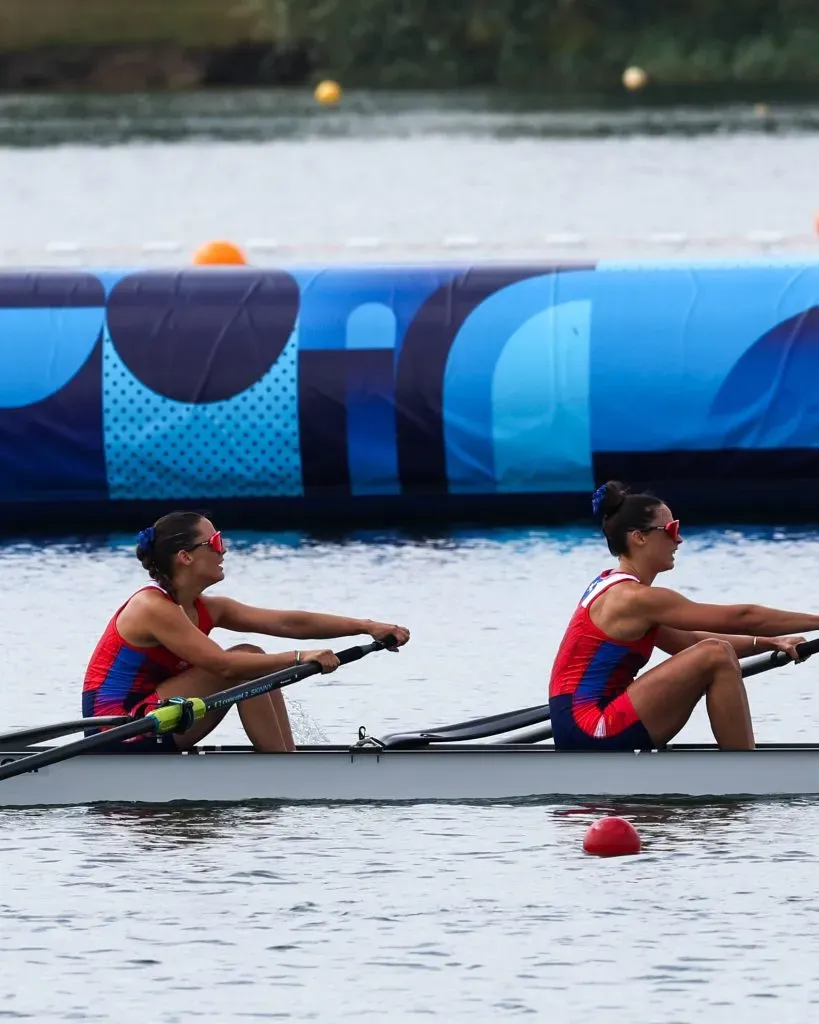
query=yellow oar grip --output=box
[149,697,208,734]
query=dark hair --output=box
[591,481,665,557]
[135,510,205,599]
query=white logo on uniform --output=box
[580,571,640,609]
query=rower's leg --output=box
[237,687,294,753]
[628,638,754,750]
[152,644,296,752]
[268,689,295,749]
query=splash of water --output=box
[286,697,330,745]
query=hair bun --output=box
[591,480,628,519]
[136,526,156,555]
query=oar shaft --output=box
[0,717,130,748]
[201,639,383,714]
[376,703,552,749]
[492,721,554,745]
[0,718,151,781]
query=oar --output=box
[0,717,130,748]
[0,638,389,784]
[373,703,552,750]
[493,721,553,745]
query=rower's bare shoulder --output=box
[601,578,645,610]
[596,581,678,631]
[613,584,689,620]
[124,588,178,621]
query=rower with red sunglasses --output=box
[548,480,819,751]
[82,510,410,752]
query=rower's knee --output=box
[228,643,265,655]
[695,638,740,673]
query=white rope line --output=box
[0,231,814,264]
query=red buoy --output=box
[583,816,641,857]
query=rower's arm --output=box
[206,598,373,639]
[654,626,701,654]
[628,587,819,637]
[656,626,789,658]
[139,597,306,680]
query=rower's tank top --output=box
[549,569,657,709]
[82,584,213,716]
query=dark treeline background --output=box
[0,0,817,92]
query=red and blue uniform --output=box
[549,570,657,751]
[82,585,213,747]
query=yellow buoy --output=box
[192,240,247,266]
[314,79,342,106]
[622,66,647,91]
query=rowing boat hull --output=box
[2,742,819,806]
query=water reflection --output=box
[553,799,754,834]
[80,804,271,848]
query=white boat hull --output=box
[2,743,819,806]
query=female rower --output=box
[548,480,819,751]
[82,510,410,752]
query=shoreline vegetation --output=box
[1,0,819,94]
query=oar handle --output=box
[740,636,819,678]
[339,637,393,664]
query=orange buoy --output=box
[314,79,342,106]
[583,816,641,857]
[192,240,247,266]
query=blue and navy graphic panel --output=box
[588,258,819,491]
[0,258,816,518]
[0,272,106,503]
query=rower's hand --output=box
[768,635,807,661]
[301,649,341,673]
[368,621,410,651]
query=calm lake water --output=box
[4,525,819,1021]
[0,89,818,264]
[3,91,819,1020]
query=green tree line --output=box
[2,0,819,90]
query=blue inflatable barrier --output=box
[0,258,818,530]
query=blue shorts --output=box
[82,692,178,751]
[550,694,655,752]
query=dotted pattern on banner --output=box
[102,326,302,500]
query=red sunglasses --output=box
[646,520,681,542]
[188,531,225,555]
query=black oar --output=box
[0,717,130,748]
[0,638,389,783]
[493,721,554,745]
[372,703,552,750]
